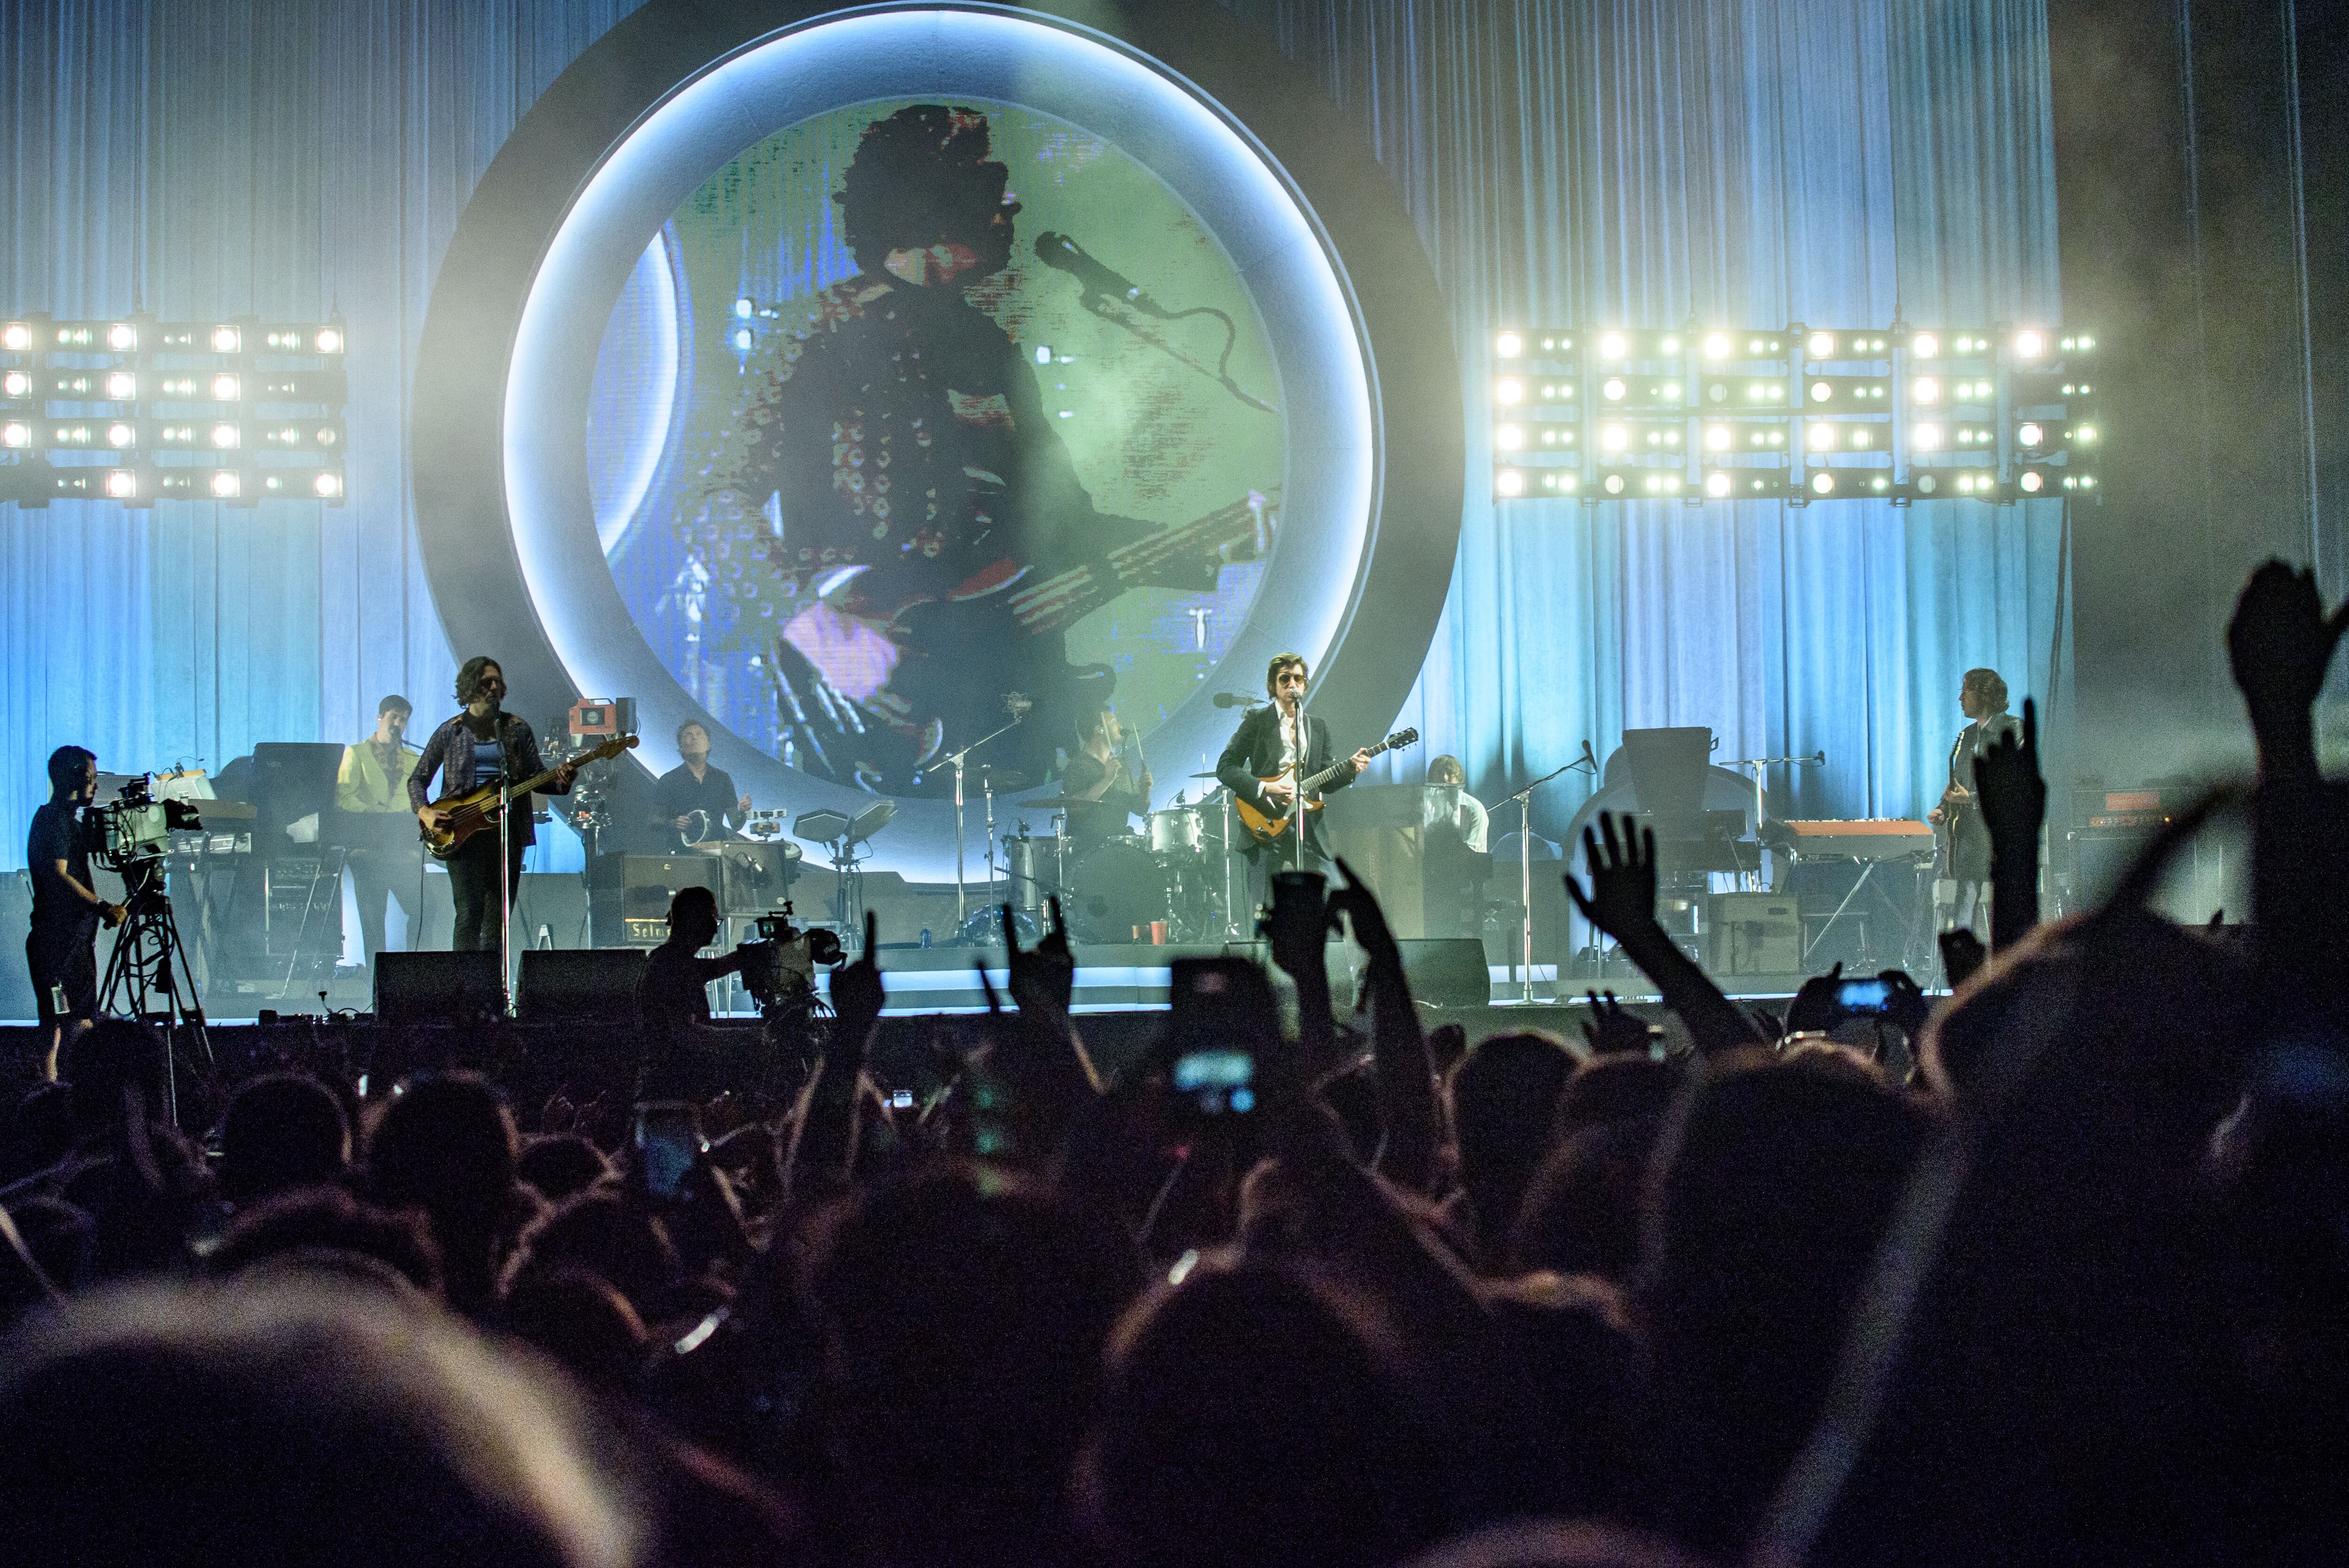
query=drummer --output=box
[1059,705,1153,848]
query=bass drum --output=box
[1067,838,1170,943]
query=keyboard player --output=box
[335,694,425,970]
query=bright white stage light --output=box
[2020,470,2044,493]
[107,323,137,351]
[2,421,30,449]
[105,372,136,399]
[1495,423,1524,451]
[1495,467,1525,497]
[1705,424,1732,451]
[1912,377,1939,404]
[1809,422,1838,451]
[1911,332,1938,359]
[1811,471,1835,495]
[2019,422,2044,447]
[1597,331,1627,361]
[1703,332,1731,359]
[106,423,133,447]
[2076,425,2097,444]
[1601,423,1629,451]
[1494,331,1523,358]
[211,423,239,448]
[1,322,30,351]
[211,374,241,401]
[1602,378,1626,401]
[210,325,241,352]
[1,371,28,398]
[210,470,241,497]
[104,469,138,498]
[1603,473,1626,494]
[1706,471,1732,497]
[2013,329,2045,359]
[1808,331,1835,359]
[1494,377,1524,405]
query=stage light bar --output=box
[0,311,350,507]
[1487,323,2100,505]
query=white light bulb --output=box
[1494,377,1524,405]
[1808,331,1835,359]
[1495,467,1525,497]
[107,423,132,447]
[2014,329,2044,359]
[1705,424,1732,451]
[211,326,241,352]
[2020,470,2044,493]
[105,470,136,498]
[1597,331,1627,361]
[1,323,29,351]
[1810,422,1838,451]
[1911,332,1938,359]
[105,372,136,399]
[211,374,240,400]
[1913,377,1939,404]
[1601,424,1629,451]
[1706,471,1732,497]
[1602,378,1626,401]
[1812,472,1835,495]
[1604,474,1626,494]
[211,424,239,448]
[107,323,136,351]
[1494,331,1524,358]
[1,371,27,397]
[2019,422,2044,447]
[1496,424,1525,451]
[1703,332,1732,359]
[210,470,240,497]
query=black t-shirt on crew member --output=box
[652,763,742,842]
[1059,750,1147,846]
[27,801,98,939]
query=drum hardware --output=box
[793,801,894,947]
[939,698,1028,932]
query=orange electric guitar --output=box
[419,733,638,860]
[1234,728,1418,846]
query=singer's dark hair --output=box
[47,745,96,801]
[1075,706,1112,742]
[1962,666,2008,712]
[835,104,1007,266]
[675,719,709,750]
[378,694,412,717]
[454,657,502,706]
[1266,652,1308,697]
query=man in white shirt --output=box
[1428,754,1489,852]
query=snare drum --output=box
[1145,807,1203,856]
[1068,837,1169,942]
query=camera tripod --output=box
[97,855,213,1121]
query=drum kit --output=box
[993,776,1248,944]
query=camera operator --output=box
[24,746,126,1076]
[636,885,754,1097]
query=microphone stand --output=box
[1497,747,1598,1004]
[945,714,1024,932]
[1726,750,1825,889]
[496,717,514,1017]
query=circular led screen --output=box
[420,2,1461,885]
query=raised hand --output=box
[829,909,885,1032]
[2227,559,2349,743]
[1974,697,2046,853]
[1563,812,1658,940]
[1006,897,1075,1018]
[1939,927,1987,990]
[1328,856,1399,964]
[1580,989,1656,1056]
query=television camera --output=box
[735,903,846,1011]
[80,773,205,870]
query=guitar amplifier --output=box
[1708,893,1801,975]
[587,854,721,945]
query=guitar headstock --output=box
[1380,728,1420,755]
[593,733,642,761]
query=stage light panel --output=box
[1807,330,1835,359]
[106,423,133,447]
[1494,330,1523,358]
[207,325,241,352]
[104,371,136,399]
[1600,423,1628,451]
[1495,423,1524,451]
[1809,422,1838,451]
[2018,421,2044,447]
[1811,472,1835,495]
[1705,471,1732,497]
[210,374,241,401]
[1494,376,1524,405]
[1912,377,1939,404]
[209,470,241,498]
[1597,331,1627,361]
[210,423,240,449]
[1910,332,1939,358]
[2013,329,2045,359]
[1,421,28,448]
[103,469,137,499]
[1602,377,1626,401]
[1,371,27,399]
[2019,469,2045,493]
[1602,472,1626,495]
[1705,423,1732,451]
[2075,424,2096,445]
[0,321,29,351]
[1703,331,1732,359]
[1913,422,1942,451]
[105,323,137,351]
[1493,467,1526,497]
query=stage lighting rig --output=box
[0,312,350,509]
[1490,321,2099,505]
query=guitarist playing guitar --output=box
[1217,652,1407,911]
[409,657,578,954]
[1929,667,2019,938]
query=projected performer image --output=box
[678,104,1278,795]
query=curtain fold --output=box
[2,0,2062,866]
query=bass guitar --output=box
[1234,728,1418,846]
[419,733,638,861]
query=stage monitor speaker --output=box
[374,950,503,1025]
[516,947,646,1022]
[1709,893,1801,975]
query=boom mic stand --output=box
[1496,744,1598,1004]
[945,705,1027,931]
[1726,749,1826,887]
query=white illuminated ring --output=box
[499,8,1377,878]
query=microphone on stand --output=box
[1034,232,1172,319]
[1211,691,1263,709]
[1579,738,1598,773]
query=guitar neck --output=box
[1299,737,1395,794]
[1010,495,1264,632]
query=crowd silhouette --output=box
[2,560,2346,1567]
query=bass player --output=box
[1216,652,1370,908]
[410,657,576,952]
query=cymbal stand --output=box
[944,714,1023,931]
[1496,753,1595,1004]
[981,767,1000,906]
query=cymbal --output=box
[1187,770,1222,778]
[980,768,1034,790]
[1020,795,1097,809]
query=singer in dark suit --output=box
[1218,654,1370,909]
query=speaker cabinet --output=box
[373,950,503,1025]
[516,947,646,1023]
